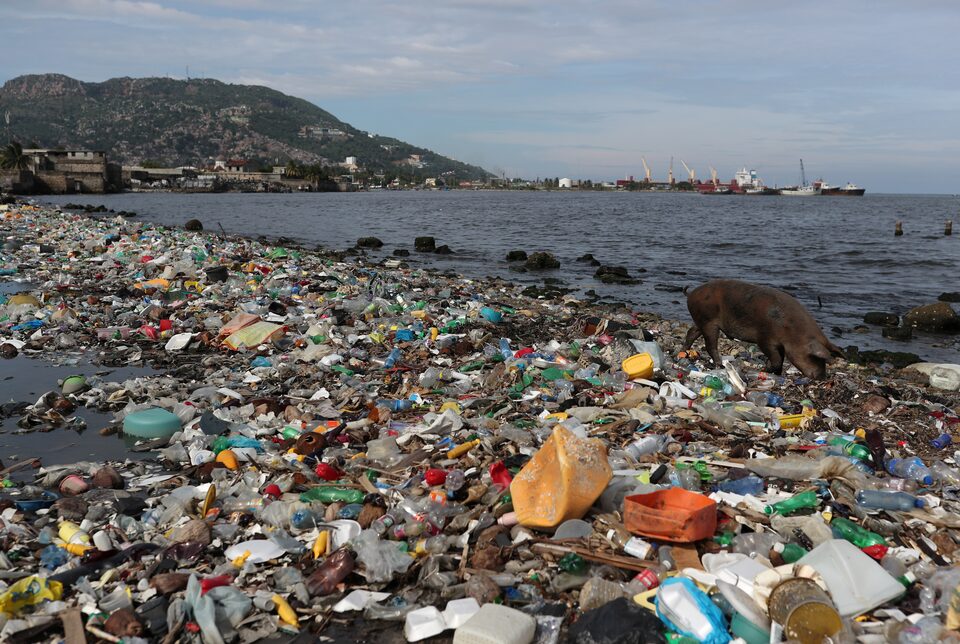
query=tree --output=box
[0,141,29,170]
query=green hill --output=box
[0,73,490,180]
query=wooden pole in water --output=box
[895,221,903,236]
[946,221,953,236]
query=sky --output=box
[1,0,958,192]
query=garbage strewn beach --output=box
[1,199,959,643]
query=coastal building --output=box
[18,149,119,193]
[558,177,573,189]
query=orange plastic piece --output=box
[624,488,718,543]
[216,449,239,470]
[510,426,612,529]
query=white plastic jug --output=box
[798,539,904,616]
[930,364,960,391]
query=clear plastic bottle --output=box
[624,435,668,459]
[931,461,960,486]
[731,532,782,556]
[383,347,402,368]
[886,457,934,486]
[876,477,919,493]
[855,489,925,511]
[631,564,668,591]
[658,545,676,572]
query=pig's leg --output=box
[683,325,702,349]
[761,341,785,374]
[701,324,723,367]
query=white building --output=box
[558,177,573,189]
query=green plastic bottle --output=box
[830,516,886,548]
[772,542,807,563]
[828,436,871,462]
[764,490,819,515]
[299,487,365,504]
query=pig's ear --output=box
[809,341,832,360]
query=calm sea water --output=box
[40,190,960,362]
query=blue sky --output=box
[2,0,958,191]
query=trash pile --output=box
[1,200,960,643]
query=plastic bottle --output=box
[732,532,782,556]
[290,508,319,531]
[828,436,872,462]
[886,457,933,486]
[897,616,943,644]
[764,490,819,516]
[930,434,953,450]
[413,536,452,556]
[880,554,908,578]
[876,477,919,493]
[695,400,740,431]
[383,348,402,369]
[830,516,886,548]
[771,542,806,564]
[717,475,764,496]
[623,435,667,459]
[931,461,960,486]
[498,338,513,360]
[669,466,700,491]
[658,545,676,571]
[299,487,365,504]
[631,564,668,591]
[855,489,925,511]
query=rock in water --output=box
[506,250,528,262]
[184,219,203,231]
[904,302,960,333]
[356,237,383,248]
[525,252,560,270]
[414,236,436,252]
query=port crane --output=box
[709,166,719,187]
[681,160,695,183]
[641,157,652,182]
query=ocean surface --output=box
[38,190,960,365]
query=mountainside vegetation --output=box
[0,74,490,181]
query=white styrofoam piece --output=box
[404,606,446,642]
[452,603,536,644]
[442,598,481,629]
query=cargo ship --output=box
[818,181,866,196]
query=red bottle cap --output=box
[262,484,282,498]
[424,468,448,486]
[314,462,341,481]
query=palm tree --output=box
[0,141,29,171]
[284,160,303,178]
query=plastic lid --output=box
[914,498,926,508]
[922,475,933,486]
[772,542,785,553]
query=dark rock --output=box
[183,218,202,231]
[505,250,528,262]
[939,292,960,303]
[576,253,601,266]
[392,248,410,257]
[52,497,88,521]
[862,395,891,414]
[655,284,684,292]
[0,342,18,359]
[882,326,913,341]
[434,244,454,254]
[864,312,899,326]
[414,236,436,252]
[845,346,921,369]
[525,252,560,270]
[904,302,960,332]
[595,265,639,285]
[355,236,383,248]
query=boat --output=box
[734,167,777,195]
[821,181,865,196]
[780,159,821,196]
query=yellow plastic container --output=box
[510,426,612,529]
[622,353,654,380]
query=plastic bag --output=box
[0,576,63,615]
[655,577,730,644]
[351,529,413,583]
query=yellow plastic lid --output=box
[622,353,654,380]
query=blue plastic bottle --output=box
[717,475,765,496]
[886,457,934,486]
[383,348,402,368]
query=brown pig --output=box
[683,279,844,379]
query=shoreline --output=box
[1,199,958,642]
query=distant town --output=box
[0,145,863,196]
